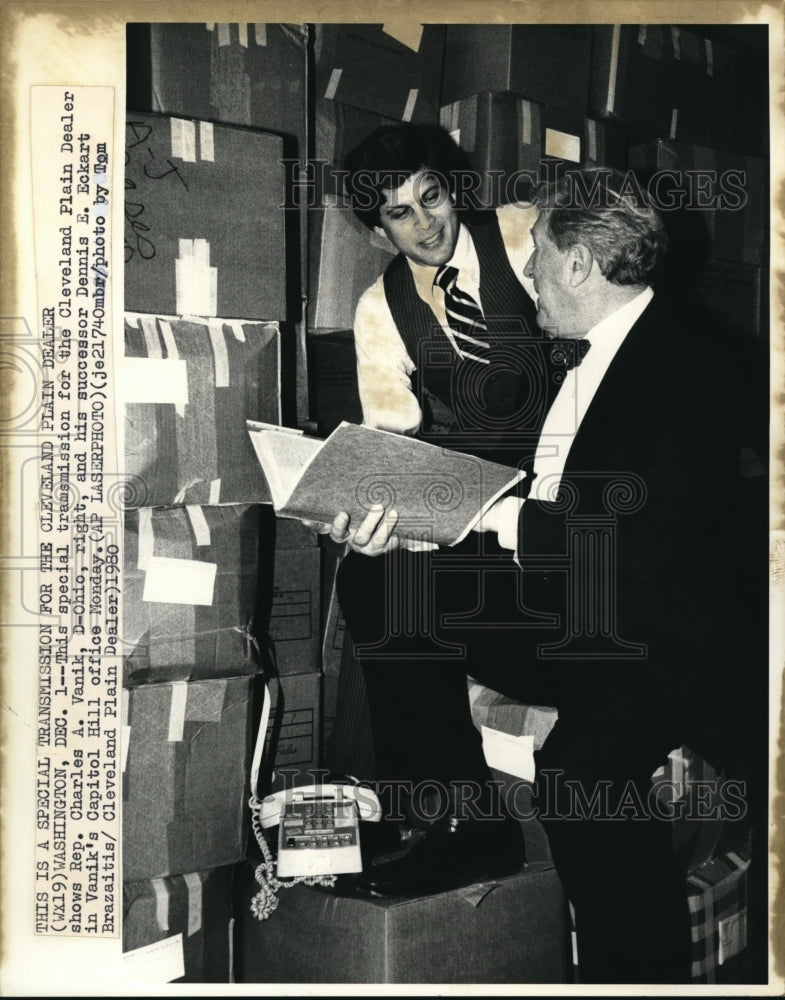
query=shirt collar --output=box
[407,222,479,294]
[586,285,654,346]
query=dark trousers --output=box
[337,543,692,984]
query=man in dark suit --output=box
[330,169,756,983]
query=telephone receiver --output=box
[259,782,383,828]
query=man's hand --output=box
[328,504,401,557]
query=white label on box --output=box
[718,910,747,965]
[545,128,581,163]
[324,68,342,100]
[120,358,189,413]
[123,933,185,984]
[481,726,535,782]
[168,681,189,742]
[143,556,217,606]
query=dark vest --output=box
[383,212,550,465]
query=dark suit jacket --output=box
[516,294,759,765]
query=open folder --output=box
[246,420,523,547]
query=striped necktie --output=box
[433,265,490,364]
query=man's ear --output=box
[567,243,593,288]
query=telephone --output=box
[259,782,382,878]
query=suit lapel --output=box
[564,296,667,473]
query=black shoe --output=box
[357,812,525,898]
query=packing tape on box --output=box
[185,505,212,547]
[139,315,162,358]
[671,25,682,60]
[586,119,598,164]
[137,507,154,571]
[152,877,170,932]
[457,882,499,908]
[122,690,130,773]
[171,117,197,163]
[606,25,622,115]
[669,109,679,140]
[402,89,419,123]
[158,319,179,359]
[143,556,218,606]
[216,22,231,47]
[254,23,266,46]
[120,357,189,417]
[545,128,581,163]
[183,872,203,936]
[237,23,248,48]
[324,68,342,101]
[207,319,230,388]
[209,478,221,504]
[168,681,189,741]
[199,122,215,162]
[176,239,218,317]
[705,39,714,76]
[227,319,246,343]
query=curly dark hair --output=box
[343,123,469,230]
[532,169,668,286]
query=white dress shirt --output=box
[353,202,538,434]
[491,286,655,550]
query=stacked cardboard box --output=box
[440,92,627,207]
[123,864,237,983]
[126,23,310,422]
[121,104,320,984]
[237,860,569,984]
[589,25,736,148]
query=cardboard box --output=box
[270,545,321,674]
[264,670,322,791]
[123,504,271,686]
[127,23,307,147]
[440,92,627,207]
[123,315,280,507]
[307,330,364,435]
[314,23,445,121]
[315,98,398,197]
[629,140,768,266]
[124,112,287,319]
[692,259,765,341]
[309,194,397,331]
[123,864,237,983]
[590,25,735,147]
[237,861,569,983]
[687,841,752,983]
[442,25,592,114]
[123,676,253,881]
